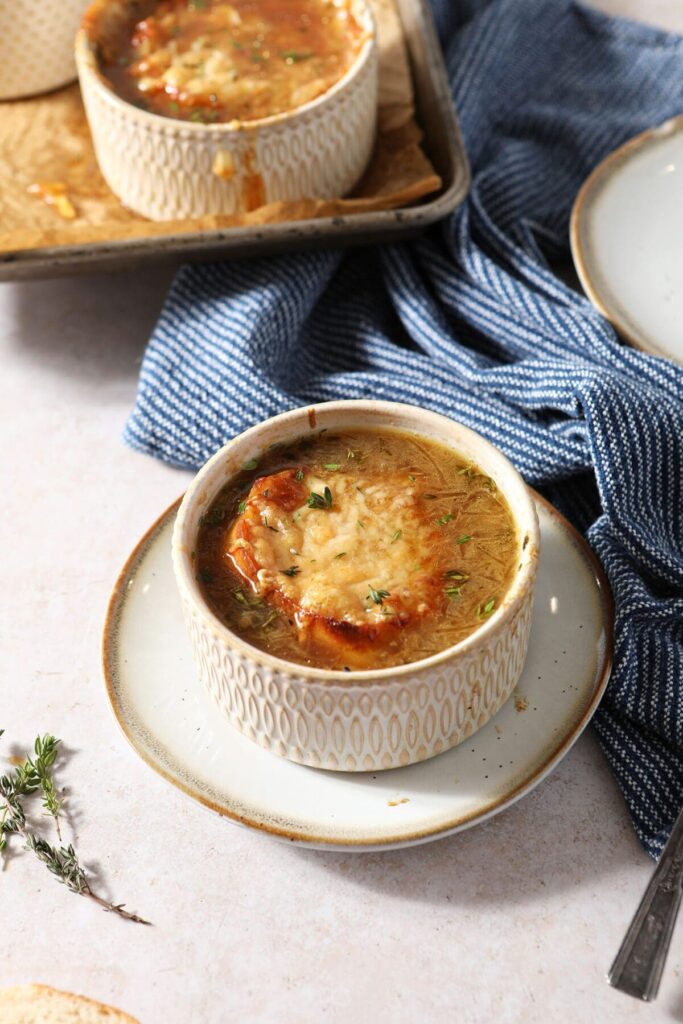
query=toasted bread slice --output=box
[0,985,139,1024]
[227,468,446,667]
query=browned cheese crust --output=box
[227,468,449,668]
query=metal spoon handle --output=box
[608,805,683,1002]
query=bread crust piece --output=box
[0,984,140,1024]
[227,468,447,667]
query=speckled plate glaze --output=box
[571,115,683,365]
[103,493,613,851]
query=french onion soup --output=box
[99,0,367,124]
[195,428,519,672]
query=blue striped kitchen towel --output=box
[126,0,683,858]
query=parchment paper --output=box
[0,0,441,254]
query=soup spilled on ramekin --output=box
[100,0,367,124]
[194,428,519,672]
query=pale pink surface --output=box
[1,4,682,1016]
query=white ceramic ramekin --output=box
[172,402,540,773]
[0,0,90,100]
[174,403,540,770]
[75,0,377,221]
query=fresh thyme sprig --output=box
[0,734,61,843]
[368,587,391,606]
[0,729,150,926]
[33,735,63,839]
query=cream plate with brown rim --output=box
[571,115,683,365]
[103,493,612,851]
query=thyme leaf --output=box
[323,463,341,471]
[368,587,390,605]
[391,530,402,543]
[307,487,333,510]
[242,457,259,471]
[281,566,300,577]
[457,534,472,544]
[436,513,454,526]
[477,598,496,618]
[282,50,313,62]
[200,507,226,526]
[295,469,305,482]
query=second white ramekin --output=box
[0,0,90,99]
[75,0,378,220]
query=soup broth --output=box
[100,0,365,124]
[195,428,519,671]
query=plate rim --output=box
[102,490,614,849]
[570,113,683,361]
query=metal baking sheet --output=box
[0,0,469,280]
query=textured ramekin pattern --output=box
[75,1,377,220]
[0,0,90,99]
[182,587,535,771]
[172,401,540,772]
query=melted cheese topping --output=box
[195,427,520,671]
[228,470,443,629]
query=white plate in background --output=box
[571,115,683,364]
